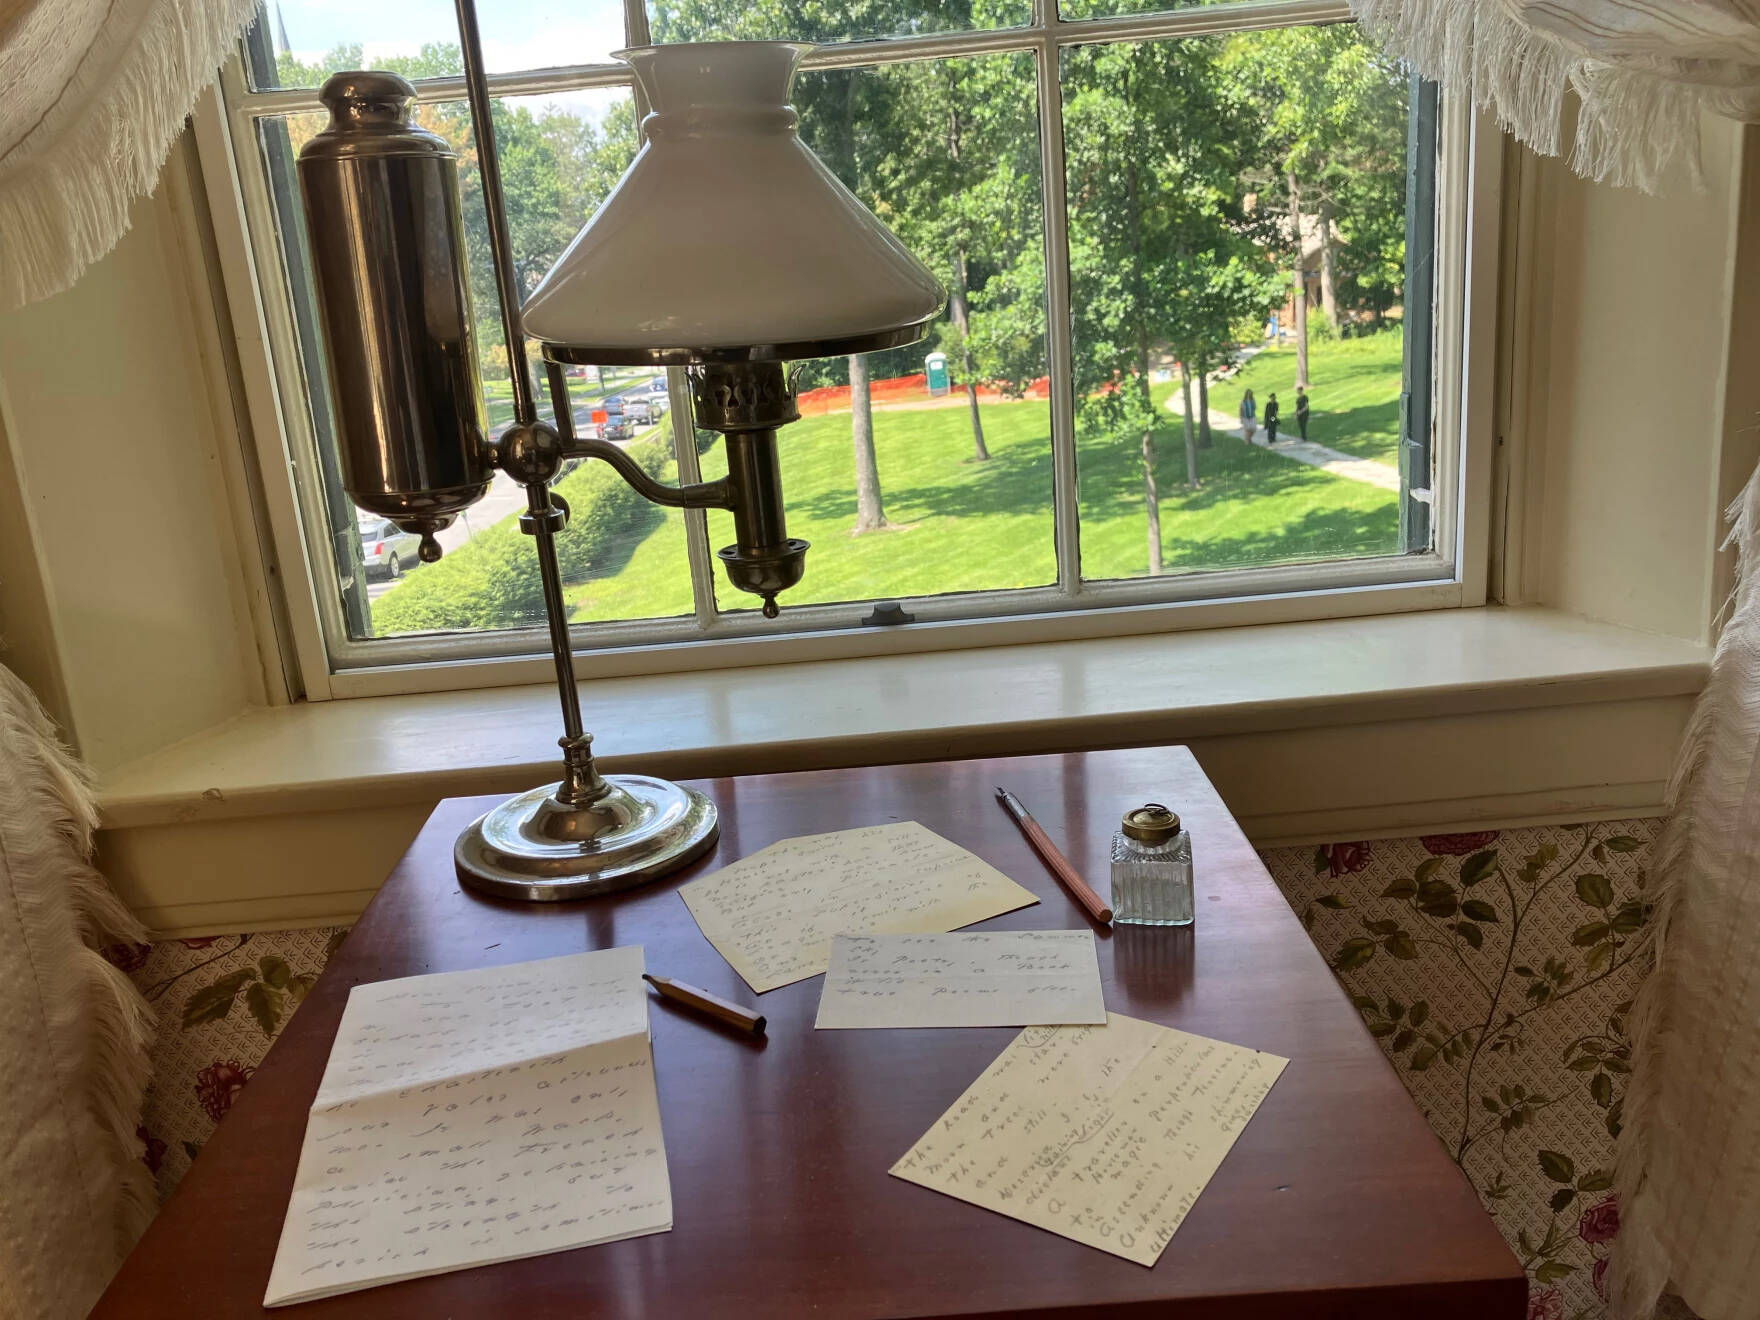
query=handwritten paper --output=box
[264,947,670,1307]
[680,822,1038,993]
[890,1014,1286,1266]
[815,931,1105,1029]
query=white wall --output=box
[1529,116,1748,642]
[0,163,263,771]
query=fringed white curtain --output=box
[1344,4,1760,1319]
[1349,0,1760,192]
[0,666,157,1319]
[0,0,260,308]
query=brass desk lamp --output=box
[297,3,943,900]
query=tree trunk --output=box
[963,380,987,460]
[1178,360,1199,490]
[850,354,888,533]
[1137,335,1162,576]
[1196,352,1212,448]
[1288,169,1309,389]
[1318,197,1340,332]
[949,250,990,462]
[1141,423,1162,577]
[944,74,989,464]
[1124,125,1160,577]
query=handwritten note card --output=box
[680,822,1038,993]
[264,947,670,1307]
[891,1014,1286,1266]
[815,931,1104,1029]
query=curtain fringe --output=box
[0,0,262,310]
[1345,0,1710,193]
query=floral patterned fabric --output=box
[110,928,347,1198]
[115,821,1664,1318]
[1263,820,1656,1320]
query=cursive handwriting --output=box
[815,930,1105,1030]
[681,822,1038,993]
[265,947,671,1307]
[890,1014,1286,1267]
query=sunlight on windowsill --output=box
[97,606,1707,833]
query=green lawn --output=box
[1207,327,1404,465]
[560,334,1402,625]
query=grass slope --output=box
[1206,328,1404,466]
[561,332,1402,625]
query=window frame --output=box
[192,0,1496,703]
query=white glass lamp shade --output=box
[521,42,946,364]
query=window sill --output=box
[99,604,1706,834]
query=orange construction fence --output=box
[796,371,1051,416]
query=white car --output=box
[358,516,420,580]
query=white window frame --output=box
[192,0,1496,702]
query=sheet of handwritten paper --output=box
[680,822,1038,993]
[815,931,1105,1029]
[264,947,670,1307]
[890,1014,1286,1266]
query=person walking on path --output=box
[1296,388,1311,441]
[1239,388,1258,445]
[1264,393,1280,444]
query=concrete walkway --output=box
[1170,389,1401,493]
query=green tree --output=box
[1223,25,1408,377]
[275,41,462,95]
[876,53,1041,464]
[1061,37,1275,570]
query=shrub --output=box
[552,434,670,584]
[370,520,545,635]
[370,434,674,636]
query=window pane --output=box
[684,54,1054,615]
[1060,26,1416,584]
[647,0,1028,47]
[245,0,628,90]
[256,88,697,640]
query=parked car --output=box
[358,516,421,580]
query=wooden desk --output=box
[94,748,1525,1318]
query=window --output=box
[204,0,1485,697]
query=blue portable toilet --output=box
[925,351,950,397]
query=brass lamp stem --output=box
[455,0,601,805]
[454,0,536,429]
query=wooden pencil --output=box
[644,973,767,1035]
[994,786,1113,925]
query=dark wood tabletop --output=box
[93,747,1525,1318]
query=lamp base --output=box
[455,774,718,901]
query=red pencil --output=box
[995,786,1113,925]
